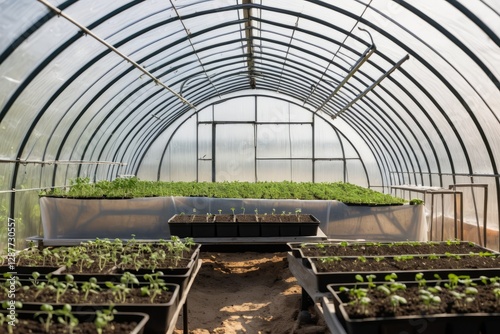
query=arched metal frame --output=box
[154,94,373,185]
[1,0,499,246]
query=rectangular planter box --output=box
[13,282,181,334]
[11,259,197,303]
[235,214,261,237]
[280,214,320,236]
[327,280,500,334]
[307,254,500,292]
[287,240,498,259]
[238,223,261,237]
[191,222,216,237]
[0,265,62,275]
[168,221,192,238]
[299,222,320,236]
[260,222,280,237]
[0,310,149,334]
[333,308,499,334]
[215,214,238,237]
[280,223,301,236]
[168,213,320,237]
[168,214,216,237]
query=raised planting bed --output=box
[9,237,199,274]
[327,275,500,334]
[0,309,149,334]
[288,240,497,258]
[168,213,320,238]
[308,252,500,292]
[41,178,405,205]
[39,178,408,242]
[3,238,201,307]
[1,272,180,334]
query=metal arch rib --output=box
[332,54,410,120]
[169,0,222,97]
[243,0,257,89]
[36,0,196,109]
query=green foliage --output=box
[409,198,424,205]
[41,178,406,205]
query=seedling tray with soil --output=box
[327,274,500,334]
[0,309,149,334]
[1,273,180,334]
[288,240,497,258]
[307,253,500,292]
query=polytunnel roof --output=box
[0,0,499,188]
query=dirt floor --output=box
[173,251,329,334]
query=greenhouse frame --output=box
[1,0,499,250]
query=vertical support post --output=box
[441,193,445,241]
[212,123,216,182]
[483,186,488,247]
[183,300,188,334]
[430,193,435,241]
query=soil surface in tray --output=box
[279,214,316,223]
[2,285,175,305]
[173,252,329,334]
[338,284,500,319]
[0,320,140,334]
[299,242,492,257]
[312,254,500,273]
[215,214,236,222]
[235,214,260,222]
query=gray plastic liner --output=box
[39,197,426,241]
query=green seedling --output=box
[81,277,101,301]
[95,305,117,334]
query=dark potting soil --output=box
[1,285,174,305]
[299,242,493,257]
[214,214,235,222]
[279,214,316,223]
[338,284,500,319]
[118,257,192,272]
[170,214,214,223]
[257,214,281,222]
[235,214,259,222]
[311,254,500,273]
[63,262,116,274]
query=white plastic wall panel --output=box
[214,97,255,121]
[417,0,499,80]
[314,120,344,159]
[256,160,292,181]
[161,127,196,181]
[462,0,500,36]
[215,124,255,182]
[137,119,185,181]
[197,161,212,182]
[256,124,292,159]
[198,123,213,160]
[34,58,132,161]
[92,7,175,45]
[289,103,313,122]
[314,161,346,183]
[0,0,48,55]
[290,125,313,158]
[346,160,369,188]
[291,160,313,182]
[292,31,336,62]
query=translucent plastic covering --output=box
[0,0,499,249]
[39,197,426,242]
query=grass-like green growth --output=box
[40,177,406,205]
